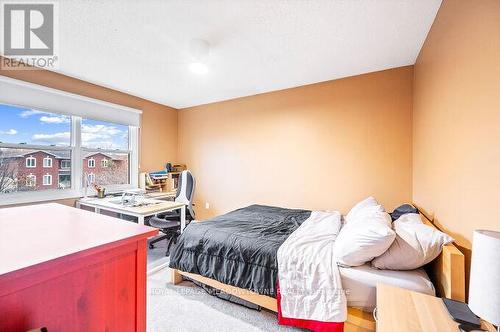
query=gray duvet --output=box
[168,204,311,297]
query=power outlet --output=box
[205,202,210,209]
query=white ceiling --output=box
[54,0,442,109]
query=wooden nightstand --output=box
[375,283,496,332]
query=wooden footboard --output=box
[171,269,277,311]
[171,268,376,331]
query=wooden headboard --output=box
[420,213,465,301]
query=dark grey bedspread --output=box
[168,204,311,297]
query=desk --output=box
[376,283,496,332]
[76,197,186,230]
[145,190,177,200]
[0,203,157,332]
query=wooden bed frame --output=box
[171,212,465,332]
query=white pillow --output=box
[334,210,395,267]
[345,197,384,223]
[372,213,454,270]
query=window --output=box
[81,118,129,150]
[81,118,132,188]
[1,147,71,193]
[87,173,95,184]
[0,106,71,197]
[43,174,52,186]
[43,156,52,168]
[0,76,140,205]
[59,174,70,189]
[26,174,36,187]
[26,156,36,168]
[60,160,71,169]
[84,152,129,186]
[0,104,71,147]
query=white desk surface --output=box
[78,197,185,216]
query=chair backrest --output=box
[175,170,196,218]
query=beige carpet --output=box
[147,267,302,332]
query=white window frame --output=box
[0,77,141,206]
[61,160,71,169]
[43,174,52,186]
[101,159,108,167]
[88,158,95,168]
[26,156,36,168]
[43,156,53,168]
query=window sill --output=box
[0,189,81,207]
[0,185,137,207]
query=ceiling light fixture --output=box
[189,39,210,74]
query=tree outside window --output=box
[26,174,36,187]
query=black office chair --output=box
[148,170,196,256]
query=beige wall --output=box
[1,56,178,206]
[413,0,500,289]
[179,67,414,219]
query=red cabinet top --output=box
[0,203,157,276]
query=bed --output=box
[339,264,434,311]
[169,205,311,297]
[169,204,464,331]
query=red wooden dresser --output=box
[0,203,157,332]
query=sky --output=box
[0,103,129,150]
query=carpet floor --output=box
[147,236,170,271]
[147,266,302,332]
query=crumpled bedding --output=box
[168,204,311,297]
[277,211,347,324]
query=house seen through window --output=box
[43,156,52,168]
[81,118,130,186]
[0,103,133,196]
[26,174,36,187]
[43,174,52,186]
[26,156,36,168]
[61,160,71,169]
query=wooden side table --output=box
[376,283,496,332]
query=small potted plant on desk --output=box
[94,184,106,198]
